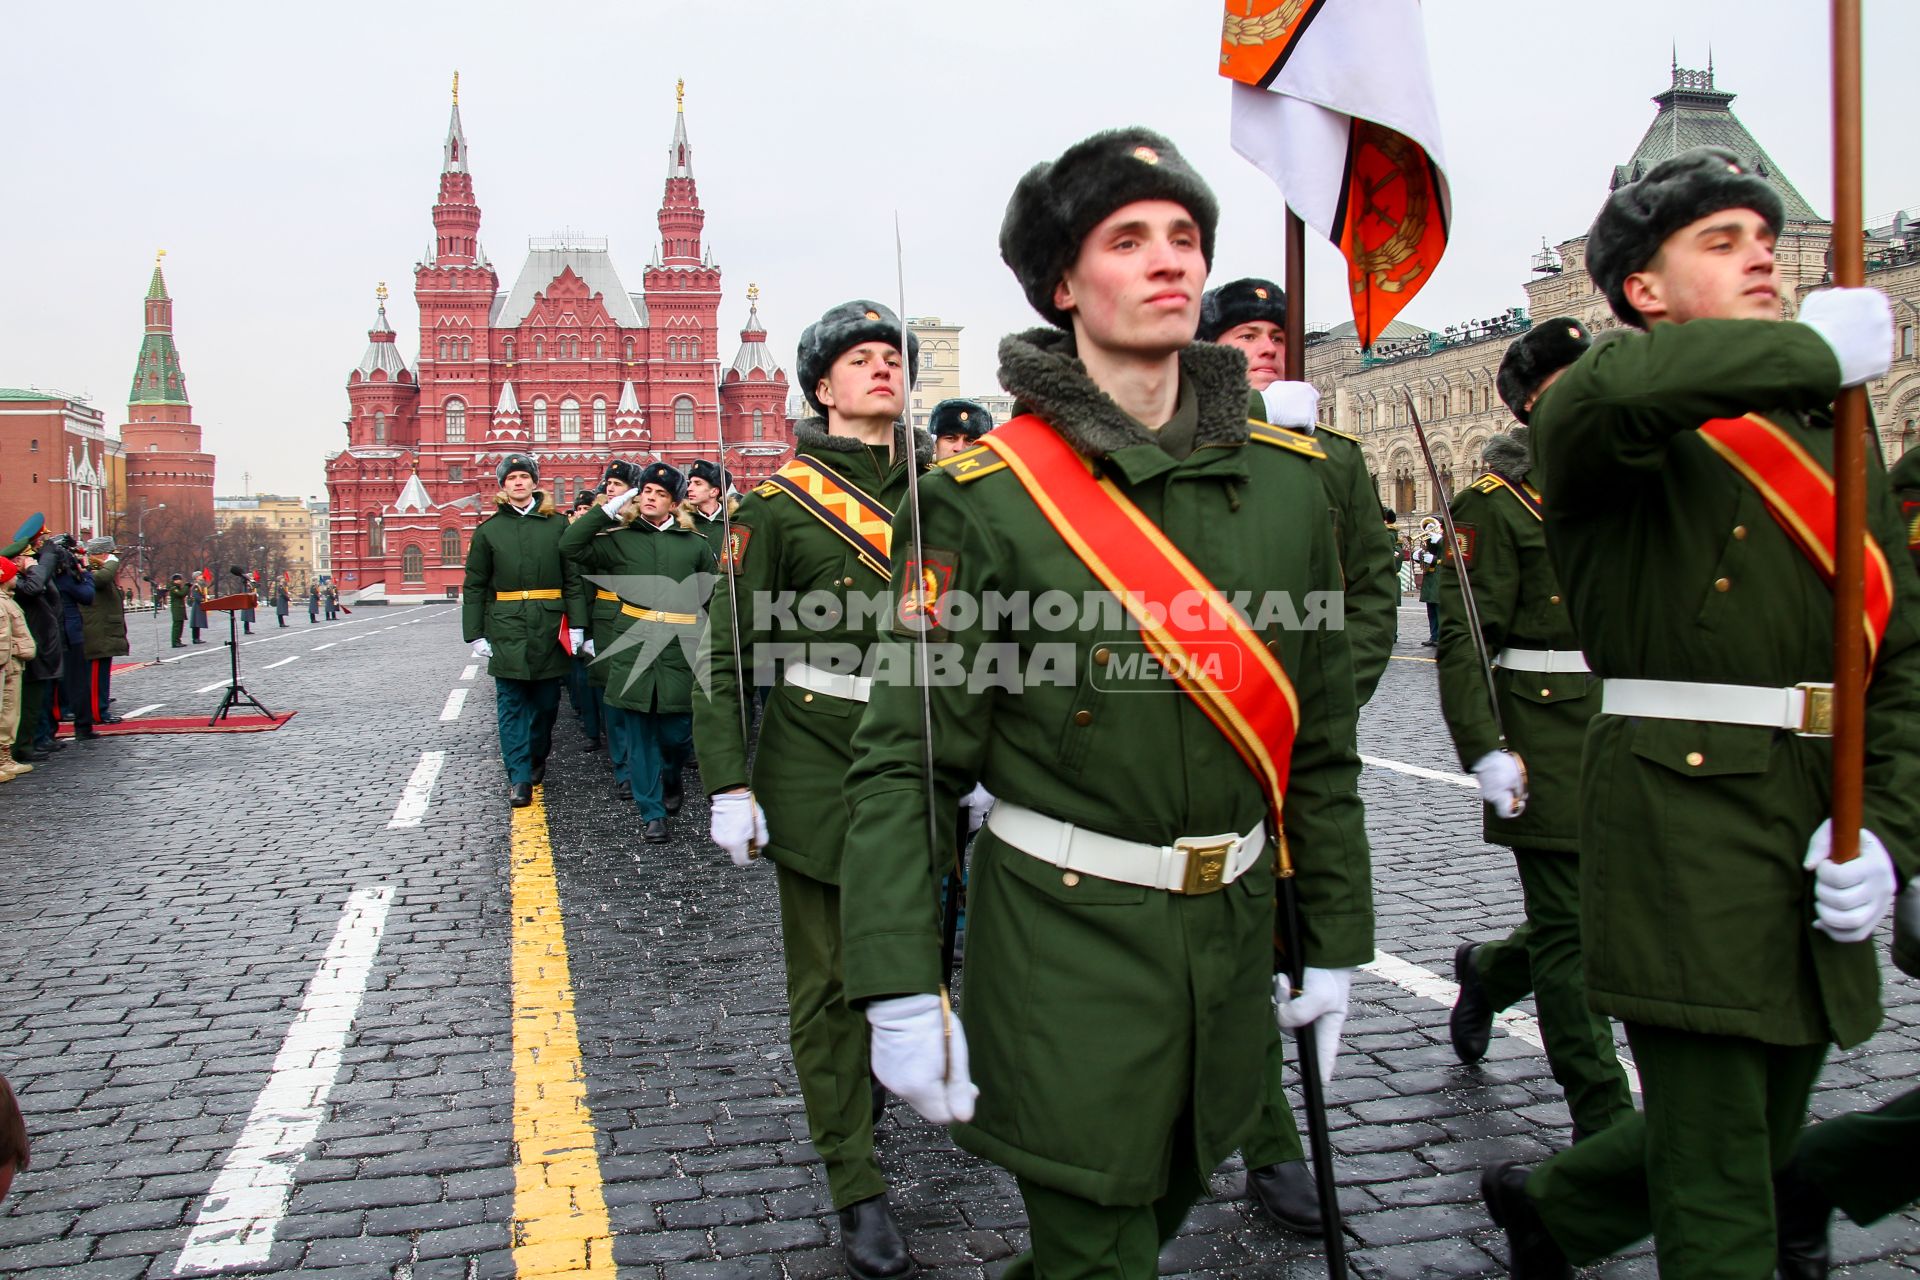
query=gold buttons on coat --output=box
[1686,751,1705,767]
[1540,688,1552,697]
[1549,594,1562,605]
[1733,526,1748,540]
[842,576,855,587]
[1093,647,1111,666]
[1714,577,1732,592]
[1062,872,1081,887]
[1073,710,1093,726]
[803,693,814,703]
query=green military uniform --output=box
[1891,447,1920,573]
[81,557,129,722]
[839,331,1374,1275]
[693,420,927,1210]
[1525,318,1920,1276]
[560,503,713,821]
[687,498,737,562]
[1434,439,1633,1137]
[167,581,187,646]
[461,491,586,788]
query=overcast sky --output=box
[2,1,1914,497]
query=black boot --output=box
[1450,941,1495,1064]
[871,1079,888,1127]
[510,781,533,808]
[662,768,683,815]
[1774,1157,1833,1280]
[643,818,668,844]
[1248,1160,1322,1233]
[582,736,603,753]
[838,1193,912,1279]
[531,758,546,786]
[1482,1163,1570,1280]
[616,780,632,802]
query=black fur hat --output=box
[1000,127,1219,329]
[603,459,642,491]
[929,399,993,441]
[1497,318,1592,423]
[796,300,920,415]
[638,461,687,503]
[688,459,730,490]
[496,452,539,486]
[572,489,597,511]
[1198,277,1286,342]
[1587,146,1786,328]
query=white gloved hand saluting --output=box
[960,783,996,835]
[1275,967,1353,1083]
[1803,820,1898,942]
[1260,381,1321,430]
[867,993,978,1124]
[710,790,769,867]
[1798,288,1894,388]
[602,487,638,519]
[567,627,584,653]
[470,638,493,658]
[1469,750,1528,820]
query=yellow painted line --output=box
[1391,654,1438,664]
[511,786,616,1278]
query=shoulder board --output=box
[754,480,781,498]
[1470,475,1504,494]
[1246,421,1326,460]
[1317,424,1361,444]
[933,444,1009,484]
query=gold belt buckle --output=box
[1796,682,1835,737]
[1176,837,1235,895]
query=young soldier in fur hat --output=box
[693,298,931,1278]
[684,459,738,561]
[461,453,587,808]
[1480,146,1920,1280]
[838,127,1371,1278]
[563,461,712,842]
[929,399,994,462]
[1436,320,1634,1156]
[1198,275,1397,1232]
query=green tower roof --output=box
[129,333,190,405]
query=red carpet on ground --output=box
[56,711,296,737]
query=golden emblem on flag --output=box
[1344,124,1430,296]
[1219,0,1318,84]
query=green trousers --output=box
[492,677,560,785]
[774,864,885,1210]
[1475,848,1634,1135]
[1002,1147,1208,1278]
[16,678,46,755]
[1794,1084,1920,1226]
[1529,1023,1827,1279]
[169,614,184,645]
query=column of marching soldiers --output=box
[455,128,1920,1280]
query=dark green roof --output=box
[1613,65,1822,223]
[0,388,56,401]
[147,263,168,301]
[129,332,189,405]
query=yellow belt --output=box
[598,590,696,624]
[495,588,562,601]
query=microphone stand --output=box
[211,575,274,725]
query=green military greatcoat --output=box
[559,505,714,714]
[1534,319,1920,1049]
[1889,446,1920,574]
[686,498,737,564]
[840,330,1373,1206]
[461,493,587,682]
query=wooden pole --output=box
[1830,0,1866,864]
[1285,211,1307,381]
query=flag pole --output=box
[1285,212,1307,381]
[1830,0,1865,864]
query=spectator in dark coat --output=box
[53,541,96,739]
[81,539,129,724]
[9,538,67,759]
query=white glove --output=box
[710,790,769,867]
[470,638,493,658]
[1260,381,1321,430]
[867,993,978,1124]
[1803,820,1898,942]
[1275,967,1353,1083]
[583,638,596,657]
[960,783,995,834]
[602,487,638,518]
[1798,288,1894,388]
[568,627,584,653]
[1469,750,1528,820]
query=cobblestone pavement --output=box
[2,601,1916,1279]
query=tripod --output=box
[207,596,274,724]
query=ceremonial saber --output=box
[712,294,756,857]
[1828,0,1866,864]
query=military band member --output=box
[693,299,929,1279]
[929,398,994,461]
[838,128,1372,1279]
[1481,147,1920,1280]
[1194,274,1396,1232]
[1437,320,1634,1146]
[462,453,586,808]
[562,462,711,843]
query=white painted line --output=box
[459,664,478,681]
[1362,754,1477,788]
[263,656,299,670]
[312,643,336,651]
[195,679,230,694]
[173,886,394,1274]
[1362,949,1640,1093]
[123,704,164,719]
[439,688,468,722]
[386,751,447,829]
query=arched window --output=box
[624,337,635,361]
[460,337,471,360]
[534,336,545,359]
[559,397,581,442]
[592,398,608,440]
[503,337,516,362]
[373,411,387,444]
[531,397,549,441]
[368,515,384,556]
[752,408,764,440]
[444,398,467,443]
[690,338,700,361]
[593,334,604,359]
[673,396,695,440]
[402,544,424,583]
[437,336,448,360]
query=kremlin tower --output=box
[123,253,215,522]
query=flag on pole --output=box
[1222,0,1451,346]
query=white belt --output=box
[1601,678,1834,737]
[1495,647,1591,675]
[986,800,1266,895]
[785,661,872,704]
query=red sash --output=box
[981,415,1301,817]
[1697,413,1895,664]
